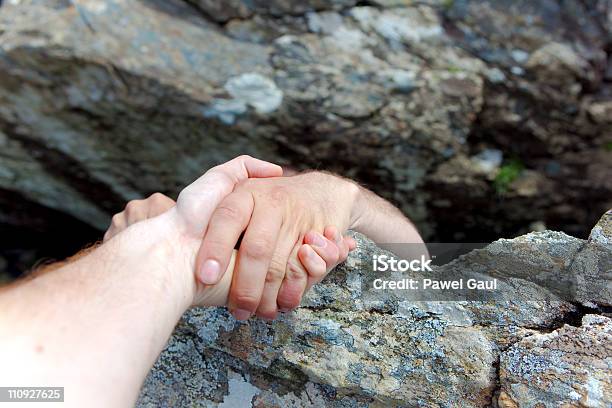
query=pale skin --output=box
[0,156,425,407]
[0,156,288,407]
[196,171,426,320]
[106,171,426,321]
[0,156,347,407]
[103,192,356,291]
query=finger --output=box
[192,155,282,196]
[103,228,113,242]
[298,244,327,279]
[277,244,309,312]
[221,155,283,180]
[337,239,350,263]
[338,236,354,264]
[324,225,341,245]
[325,226,349,263]
[103,213,127,242]
[346,236,357,251]
[146,193,176,218]
[255,230,297,320]
[125,200,147,226]
[205,155,283,189]
[196,191,254,285]
[177,155,282,234]
[229,204,283,320]
[301,227,349,293]
[303,231,340,275]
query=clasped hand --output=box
[104,156,358,320]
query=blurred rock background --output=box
[0,0,610,280]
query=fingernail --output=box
[311,233,327,248]
[279,307,291,313]
[199,259,221,284]
[233,309,251,321]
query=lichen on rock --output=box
[138,212,611,407]
[499,314,612,407]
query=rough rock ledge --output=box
[138,211,611,407]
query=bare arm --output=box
[349,182,428,261]
[197,171,428,321]
[350,183,424,245]
[0,155,283,407]
[0,157,353,407]
[0,210,197,407]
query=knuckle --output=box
[265,266,285,284]
[243,238,273,260]
[231,293,259,311]
[215,202,244,224]
[340,247,349,262]
[309,265,327,279]
[328,244,340,263]
[268,258,286,275]
[236,154,252,162]
[288,258,307,278]
[277,291,301,310]
[310,261,327,278]
[216,169,237,185]
[111,213,123,225]
[149,192,167,204]
[268,186,288,203]
[125,199,142,213]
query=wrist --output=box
[301,171,362,230]
[348,181,365,231]
[137,208,237,309]
[109,208,197,313]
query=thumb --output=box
[176,155,282,234]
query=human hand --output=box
[101,191,355,310]
[118,155,281,308]
[103,193,176,242]
[199,226,356,307]
[104,158,355,306]
[196,171,361,320]
[102,169,356,310]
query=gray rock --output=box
[186,0,358,22]
[138,213,611,407]
[498,314,612,407]
[0,0,610,249]
[571,211,612,307]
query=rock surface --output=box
[0,0,610,266]
[499,314,611,407]
[138,212,611,407]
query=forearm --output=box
[31,243,101,276]
[350,184,424,244]
[0,210,195,407]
